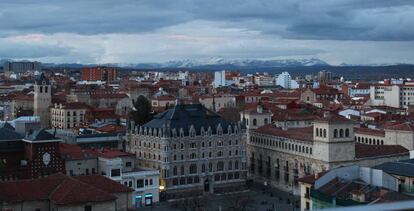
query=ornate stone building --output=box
[128,103,247,198]
[247,113,409,195]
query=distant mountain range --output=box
[112,57,330,69]
[38,58,414,70]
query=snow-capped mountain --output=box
[128,57,330,69]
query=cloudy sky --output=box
[1,0,414,65]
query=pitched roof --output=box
[374,159,414,177]
[35,73,50,85]
[254,125,314,142]
[144,103,234,136]
[49,175,116,205]
[355,143,408,159]
[354,127,385,137]
[0,123,24,141]
[24,129,60,142]
[385,122,414,132]
[76,174,134,193]
[296,171,328,184]
[314,113,352,124]
[0,173,131,205]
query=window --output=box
[149,179,153,185]
[110,169,121,177]
[126,162,132,167]
[345,128,350,137]
[228,161,233,170]
[84,205,92,211]
[334,129,338,138]
[316,128,319,136]
[190,164,197,174]
[339,129,344,137]
[180,166,185,175]
[217,161,224,171]
[323,129,326,138]
[173,166,177,176]
[235,161,239,169]
[253,118,257,126]
[264,118,268,125]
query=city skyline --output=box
[1,0,414,65]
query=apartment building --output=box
[50,102,89,129]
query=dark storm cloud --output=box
[0,0,413,41]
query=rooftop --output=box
[0,173,133,205]
[253,125,314,142]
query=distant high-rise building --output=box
[81,66,117,82]
[213,70,239,88]
[318,70,332,84]
[3,61,41,73]
[275,72,299,89]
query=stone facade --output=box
[129,124,247,198]
[128,104,248,198]
[34,74,52,128]
[247,114,409,195]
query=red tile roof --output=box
[49,175,116,205]
[385,122,414,132]
[76,174,133,193]
[254,125,314,142]
[296,171,328,184]
[0,173,132,205]
[354,127,385,137]
[315,113,352,124]
[98,149,135,159]
[59,143,97,160]
[355,143,408,158]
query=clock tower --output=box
[23,129,64,178]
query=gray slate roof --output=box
[374,159,414,177]
[25,129,59,141]
[143,103,234,136]
[35,73,50,85]
[0,122,24,141]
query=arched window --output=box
[358,137,360,142]
[209,162,213,172]
[323,129,327,138]
[228,161,233,170]
[180,166,185,175]
[45,86,48,93]
[319,128,323,137]
[173,166,177,176]
[189,164,197,174]
[39,86,43,93]
[333,129,338,138]
[253,119,257,126]
[202,164,206,172]
[381,140,384,145]
[316,128,319,136]
[345,128,350,137]
[217,161,224,171]
[264,118,268,125]
[235,161,239,169]
[339,129,344,137]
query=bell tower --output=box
[312,113,355,162]
[34,73,52,128]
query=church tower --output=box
[312,112,356,162]
[34,73,52,128]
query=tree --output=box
[129,95,152,126]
